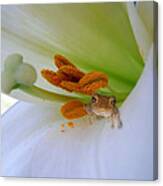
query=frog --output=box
[85,94,122,128]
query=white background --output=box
[0,0,162,185]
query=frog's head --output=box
[91,94,116,109]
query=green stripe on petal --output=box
[1,3,146,105]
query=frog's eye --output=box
[110,96,116,105]
[92,95,98,103]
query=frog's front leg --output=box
[84,104,96,125]
[111,112,122,129]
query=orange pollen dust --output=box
[67,122,75,128]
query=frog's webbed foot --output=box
[118,120,123,128]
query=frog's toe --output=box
[118,121,123,129]
[111,123,115,129]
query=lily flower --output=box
[1,2,156,180]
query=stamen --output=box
[61,100,87,119]
[54,54,76,69]
[2,54,90,104]
[56,71,73,82]
[79,71,108,87]
[40,54,128,110]
[58,65,85,81]
[41,69,61,86]
[60,81,81,92]
[80,80,108,95]
[41,55,109,97]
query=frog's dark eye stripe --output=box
[92,96,97,103]
[110,96,116,105]
[111,100,116,105]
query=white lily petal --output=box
[137,1,154,37]
[2,45,156,180]
[127,2,153,60]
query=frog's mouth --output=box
[93,109,113,118]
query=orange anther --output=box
[54,54,76,69]
[61,100,87,119]
[59,65,85,81]
[41,69,61,86]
